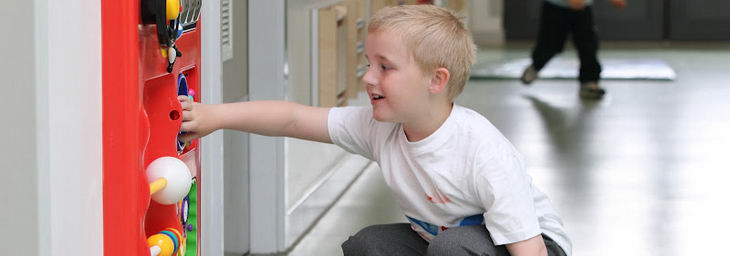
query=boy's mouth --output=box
[371,94,385,100]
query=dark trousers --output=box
[341,223,567,256]
[531,1,602,83]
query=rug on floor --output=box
[471,57,676,81]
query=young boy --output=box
[179,5,570,256]
[521,0,626,99]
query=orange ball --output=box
[147,234,174,256]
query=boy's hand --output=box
[568,0,586,10]
[178,95,217,142]
[610,0,626,9]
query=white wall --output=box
[248,0,287,253]
[1,1,39,254]
[201,0,226,255]
[2,0,105,254]
[41,0,104,254]
[222,1,250,255]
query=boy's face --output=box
[363,29,432,123]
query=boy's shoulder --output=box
[452,105,502,137]
[452,105,519,158]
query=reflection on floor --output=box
[285,43,730,256]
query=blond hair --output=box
[368,5,476,101]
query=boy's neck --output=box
[402,102,454,142]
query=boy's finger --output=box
[182,110,193,121]
[178,95,189,102]
[179,133,199,143]
[180,120,196,132]
[180,99,192,111]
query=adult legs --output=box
[571,6,602,84]
[531,2,572,71]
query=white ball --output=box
[147,156,193,205]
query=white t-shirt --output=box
[328,105,572,256]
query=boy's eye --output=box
[381,64,391,70]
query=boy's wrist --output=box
[206,103,226,132]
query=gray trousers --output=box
[341,223,566,256]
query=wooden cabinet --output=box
[317,0,370,107]
[317,5,345,107]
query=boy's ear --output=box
[428,67,450,95]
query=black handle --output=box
[141,0,171,47]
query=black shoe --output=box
[579,82,606,99]
[520,65,537,85]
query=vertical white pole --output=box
[201,0,225,255]
[249,0,288,253]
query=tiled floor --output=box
[285,43,730,256]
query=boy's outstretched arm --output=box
[178,96,332,143]
[505,234,548,256]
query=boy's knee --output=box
[353,224,389,241]
[427,229,468,255]
[341,225,389,255]
[341,235,368,256]
[426,239,458,255]
[427,226,504,256]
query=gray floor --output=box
[286,43,730,256]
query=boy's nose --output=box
[362,69,377,87]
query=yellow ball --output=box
[148,234,174,256]
[166,0,181,20]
